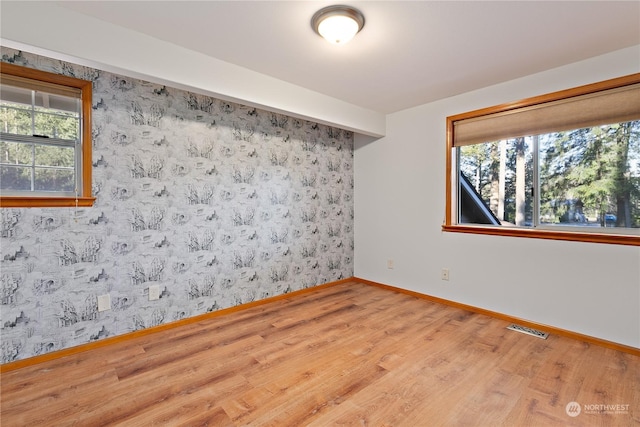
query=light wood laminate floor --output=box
[1,281,639,426]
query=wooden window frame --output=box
[444,74,640,247]
[0,62,95,208]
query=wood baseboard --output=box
[4,275,637,373]
[0,278,350,373]
[353,277,640,357]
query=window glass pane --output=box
[1,87,80,140]
[539,121,640,229]
[33,93,80,140]
[0,140,33,165]
[35,144,75,168]
[459,138,534,226]
[34,168,75,192]
[33,111,79,140]
[0,105,32,136]
[458,121,640,231]
[0,165,31,191]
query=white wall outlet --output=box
[97,294,111,312]
[148,284,161,301]
[441,268,450,281]
[387,259,394,269]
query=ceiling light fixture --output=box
[311,5,365,45]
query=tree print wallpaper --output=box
[0,47,354,363]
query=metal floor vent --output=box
[506,324,549,339]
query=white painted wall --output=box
[355,46,640,348]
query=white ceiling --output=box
[52,1,639,115]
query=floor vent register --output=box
[506,323,549,339]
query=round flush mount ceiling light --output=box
[311,5,365,45]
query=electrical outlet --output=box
[387,259,394,269]
[441,268,450,281]
[97,294,111,312]
[148,284,161,301]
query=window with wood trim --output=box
[445,74,640,246]
[0,62,94,208]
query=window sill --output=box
[0,196,96,208]
[442,224,640,246]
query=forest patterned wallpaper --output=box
[0,48,354,363]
